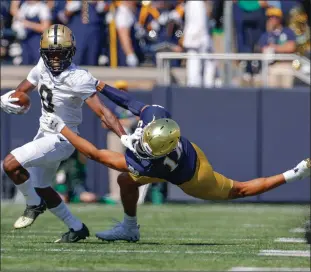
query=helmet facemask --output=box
[40,46,75,75]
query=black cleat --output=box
[55,223,90,243]
[13,199,46,229]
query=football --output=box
[10,92,31,113]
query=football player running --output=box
[0,25,127,242]
[43,84,311,242]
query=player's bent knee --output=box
[3,154,22,174]
[117,173,130,186]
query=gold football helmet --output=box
[40,24,76,74]
[139,118,181,158]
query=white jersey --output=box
[27,58,97,133]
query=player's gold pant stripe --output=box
[179,144,233,200]
[129,143,234,201]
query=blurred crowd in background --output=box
[1,0,310,68]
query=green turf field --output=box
[1,203,310,271]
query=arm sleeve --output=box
[97,84,146,116]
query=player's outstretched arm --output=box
[42,112,129,172]
[60,126,129,172]
[228,159,310,199]
[96,81,172,122]
[96,81,148,116]
[85,93,126,137]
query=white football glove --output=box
[134,24,146,39]
[41,113,66,133]
[0,90,24,114]
[95,1,106,13]
[65,1,82,12]
[126,53,139,67]
[121,127,143,153]
[158,12,169,25]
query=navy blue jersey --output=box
[125,105,197,185]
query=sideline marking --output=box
[289,228,305,233]
[230,267,310,271]
[274,237,306,243]
[3,247,236,255]
[259,250,310,257]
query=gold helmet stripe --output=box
[54,24,58,45]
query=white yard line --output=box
[274,237,306,243]
[54,268,91,272]
[2,233,259,242]
[259,250,310,257]
[230,267,310,271]
[289,228,305,233]
[4,247,236,255]
[242,224,266,228]
[0,255,17,259]
[143,237,259,241]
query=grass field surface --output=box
[1,203,310,271]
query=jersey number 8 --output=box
[39,85,54,113]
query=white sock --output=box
[49,202,83,231]
[123,214,137,227]
[283,168,299,183]
[16,179,41,206]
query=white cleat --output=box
[96,222,140,242]
[13,200,46,229]
[294,158,311,180]
[14,216,35,229]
